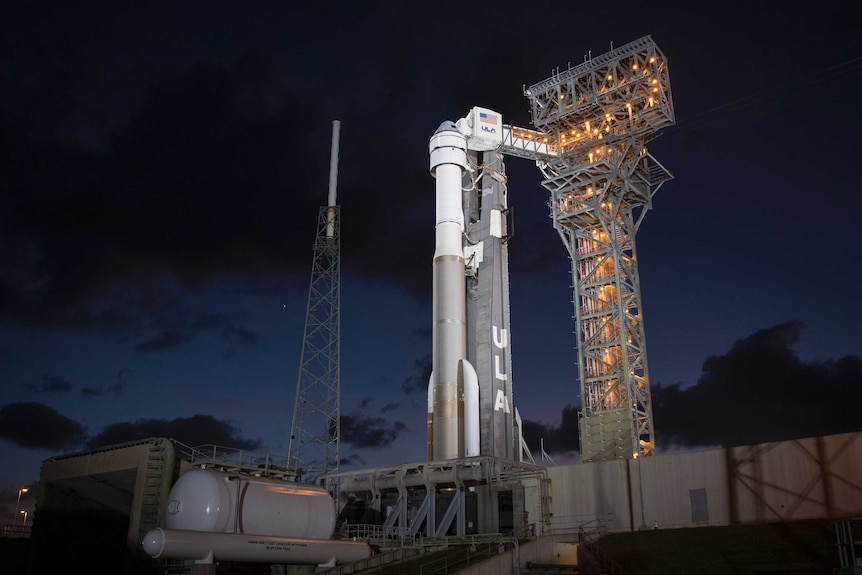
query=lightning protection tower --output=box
[288,120,342,484]
[523,36,675,461]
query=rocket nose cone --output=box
[142,527,165,558]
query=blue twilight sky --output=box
[2,1,861,522]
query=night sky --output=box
[2,1,861,522]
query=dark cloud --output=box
[131,314,260,354]
[27,375,72,394]
[225,327,259,344]
[339,453,367,468]
[340,413,407,449]
[521,404,581,456]
[81,382,123,399]
[85,413,261,451]
[521,322,862,455]
[0,402,86,450]
[0,399,262,455]
[0,349,11,371]
[401,354,431,396]
[0,43,445,349]
[134,329,191,353]
[193,313,230,331]
[81,368,129,398]
[0,53,325,337]
[652,321,862,449]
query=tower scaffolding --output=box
[288,120,342,485]
[524,36,675,461]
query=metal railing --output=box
[578,521,625,575]
[320,546,422,575]
[170,440,298,480]
[0,524,32,538]
[418,535,519,575]
[321,532,519,575]
[342,523,419,549]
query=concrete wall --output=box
[633,447,730,529]
[530,431,862,534]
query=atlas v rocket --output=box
[428,107,517,462]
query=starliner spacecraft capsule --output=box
[428,107,503,461]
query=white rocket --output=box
[428,108,503,461]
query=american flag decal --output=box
[479,112,498,124]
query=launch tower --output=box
[524,36,675,461]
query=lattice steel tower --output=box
[288,120,342,482]
[524,37,675,461]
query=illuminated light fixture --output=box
[649,57,655,63]
[632,64,638,70]
[607,74,613,81]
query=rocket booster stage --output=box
[428,121,480,461]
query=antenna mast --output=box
[288,120,342,484]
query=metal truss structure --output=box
[523,36,675,461]
[288,121,343,486]
[287,204,342,484]
[322,456,551,539]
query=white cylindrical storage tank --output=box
[165,469,335,539]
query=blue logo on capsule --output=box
[481,126,497,134]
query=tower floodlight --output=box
[524,36,675,461]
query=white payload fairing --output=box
[428,108,503,461]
